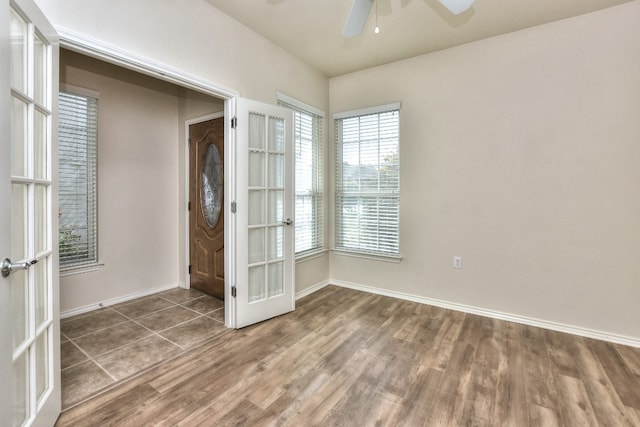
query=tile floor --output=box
[60,287,228,409]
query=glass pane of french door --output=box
[247,114,286,302]
[9,2,56,425]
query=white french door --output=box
[1,0,60,426]
[234,98,295,328]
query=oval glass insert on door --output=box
[201,144,222,228]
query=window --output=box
[58,89,98,268]
[335,103,400,256]
[277,94,324,256]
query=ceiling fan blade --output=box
[343,0,374,38]
[437,0,474,15]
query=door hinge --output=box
[231,286,237,298]
[188,265,192,274]
[231,117,237,129]
[188,137,191,147]
[188,201,191,211]
[231,201,237,213]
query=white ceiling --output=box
[206,0,631,77]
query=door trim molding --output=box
[56,26,238,99]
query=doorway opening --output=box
[58,48,233,409]
[61,28,240,326]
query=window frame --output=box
[334,102,401,259]
[276,92,325,259]
[58,84,101,274]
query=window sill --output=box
[295,249,329,263]
[60,261,105,277]
[331,249,403,263]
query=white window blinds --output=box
[335,105,400,256]
[277,96,324,255]
[58,91,98,267]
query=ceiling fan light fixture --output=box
[437,0,474,15]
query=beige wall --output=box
[329,2,640,339]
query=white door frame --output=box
[1,1,12,421]
[56,28,241,328]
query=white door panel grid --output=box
[2,0,60,425]
[234,98,295,328]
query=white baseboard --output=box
[60,283,181,319]
[295,280,330,300]
[331,279,640,349]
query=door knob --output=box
[282,218,293,226]
[1,258,38,278]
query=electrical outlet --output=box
[453,256,462,269]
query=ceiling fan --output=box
[343,0,475,37]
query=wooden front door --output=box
[189,117,225,298]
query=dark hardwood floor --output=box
[55,285,640,426]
